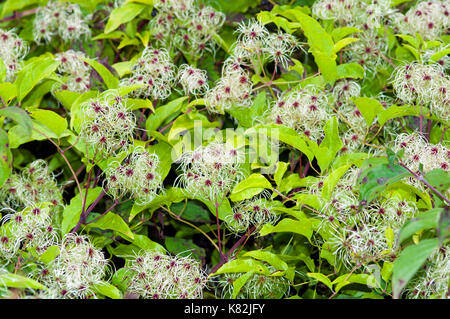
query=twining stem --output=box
[32,127,83,202]
[399,162,450,205]
[71,189,107,233]
[425,119,432,142]
[161,206,220,253]
[0,8,38,23]
[214,197,225,259]
[209,226,256,275]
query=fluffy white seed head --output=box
[392,62,449,123]
[121,47,176,100]
[0,160,63,210]
[177,64,209,96]
[79,92,136,156]
[205,65,252,114]
[216,264,290,299]
[226,195,280,234]
[124,250,207,299]
[55,50,91,92]
[175,142,245,201]
[104,146,164,205]
[393,0,450,40]
[33,1,91,44]
[38,234,109,299]
[267,85,332,140]
[0,29,29,82]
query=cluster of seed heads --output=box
[392,133,450,190]
[80,92,136,155]
[33,1,91,44]
[55,50,91,93]
[150,0,226,59]
[313,0,394,73]
[267,85,332,141]
[104,146,164,205]
[231,19,299,70]
[0,205,58,261]
[226,195,279,234]
[124,250,207,299]
[217,264,290,299]
[393,0,450,41]
[0,160,63,211]
[122,47,176,100]
[36,234,109,299]
[0,29,28,82]
[333,79,361,107]
[406,245,450,299]
[175,142,244,201]
[345,31,389,73]
[313,0,394,30]
[309,167,419,269]
[392,62,449,123]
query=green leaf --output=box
[81,58,119,89]
[424,169,450,194]
[249,124,314,163]
[377,105,418,127]
[332,273,379,293]
[243,250,288,271]
[398,209,441,243]
[278,8,337,84]
[146,96,188,131]
[336,63,365,80]
[358,160,410,202]
[88,212,135,240]
[274,161,289,188]
[14,56,60,102]
[211,258,270,276]
[164,236,206,261]
[105,3,145,34]
[53,90,81,110]
[28,108,68,137]
[231,271,255,299]
[129,187,186,221]
[307,272,333,291]
[230,173,272,202]
[207,0,260,13]
[278,175,318,193]
[171,201,210,223]
[321,164,351,200]
[429,48,450,63]
[259,218,313,241]
[353,97,385,127]
[132,234,166,254]
[0,272,47,290]
[61,187,103,234]
[309,117,343,172]
[0,83,18,104]
[229,91,267,128]
[0,57,6,82]
[38,245,60,264]
[0,128,12,187]
[392,238,439,299]
[332,38,359,54]
[167,113,219,144]
[0,106,33,137]
[331,27,361,42]
[92,281,123,299]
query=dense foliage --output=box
[0,0,449,300]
